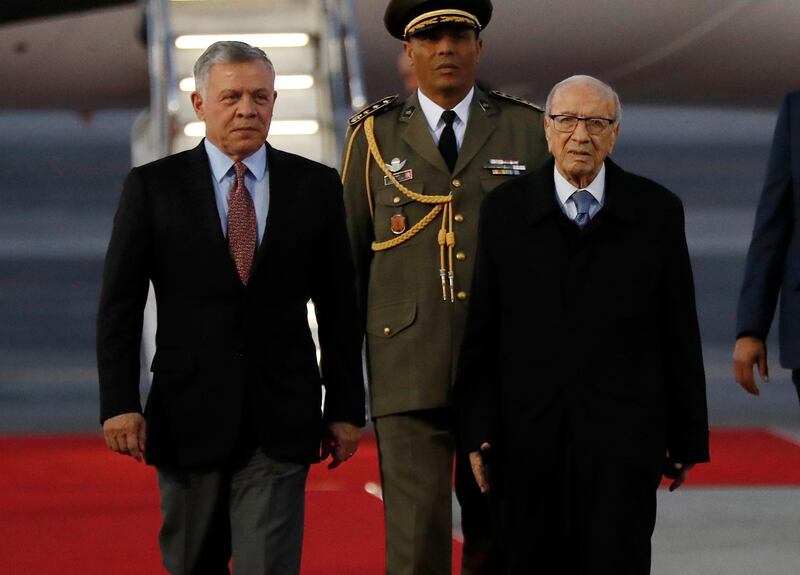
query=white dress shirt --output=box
[417,87,474,151]
[554,163,606,222]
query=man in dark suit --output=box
[734,91,800,404]
[456,75,709,574]
[97,41,365,575]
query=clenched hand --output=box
[103,412,146,462]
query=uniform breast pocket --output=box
[373,181,427,245]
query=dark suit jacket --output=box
[736,90,800,368]
[97,142,365,469]
[456,158,709,474]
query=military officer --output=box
[342,1,549,573]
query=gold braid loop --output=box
[363,116,452,205]
[340,122,363,185]
[373,203,445,251]
[363,116,458,302]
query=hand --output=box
[733,336,769,395]
[321,421,361,469]
[103,412,146,462]
[664,461,694,492]
[469,442,492,494]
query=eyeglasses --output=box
[548,114,616,135]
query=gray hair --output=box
[193,41,275,96]
[544,75,622,123]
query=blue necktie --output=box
[571,189,594,228]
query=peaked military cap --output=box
[384,0,493,40]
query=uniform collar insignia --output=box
[400,105,416,122]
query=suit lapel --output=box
[400,92,451,175]
[453,88,496,175]
[252,144,286,272]
[181,141,245,286]
[184,142,231,251]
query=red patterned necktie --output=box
[227,161,257,285]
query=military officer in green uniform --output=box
[342,1,549,573]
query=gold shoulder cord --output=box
[363,115,457,302]
[341,122,362,186]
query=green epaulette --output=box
[489,90,544,112]
[348,95,400,126]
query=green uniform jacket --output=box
[343,87,549,418]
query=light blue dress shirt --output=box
[204,139,270,244]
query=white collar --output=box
[417,87,474,132]
[554,163,606,207]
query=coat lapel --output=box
[453,88,496,176]
[598,159,637,224]
[526,158,561,227]
[400,92,451,175]
[524,158,638,231]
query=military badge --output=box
[386,157,407,172]
[483,159,526,176]
[384,157,414,186]
[390,214,407,235]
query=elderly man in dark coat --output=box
[456,75,709,575]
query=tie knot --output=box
[441,110,457,127]
[234,161,247,181]
[571,189,594,216]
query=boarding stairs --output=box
[133,0,366,167]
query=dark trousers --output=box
[500,448,660,575]
[156,447,309,575]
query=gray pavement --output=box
[653,487,800,575]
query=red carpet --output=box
[0,434,460,574]
[2,428,798,574]
[677,427,800,487]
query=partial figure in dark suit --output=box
[456,75,710,574]
[734,90,800,404]
[97,41,365,575]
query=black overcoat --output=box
[456,158,710,571]
[457,157,709,473]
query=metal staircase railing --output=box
[133,0,366,168]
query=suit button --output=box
[454,213,464,223]
[393,196,401,204]
[383,326,392,335]
[452,179,462,188]
[456,291,468,301]
[456,252,466,261]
